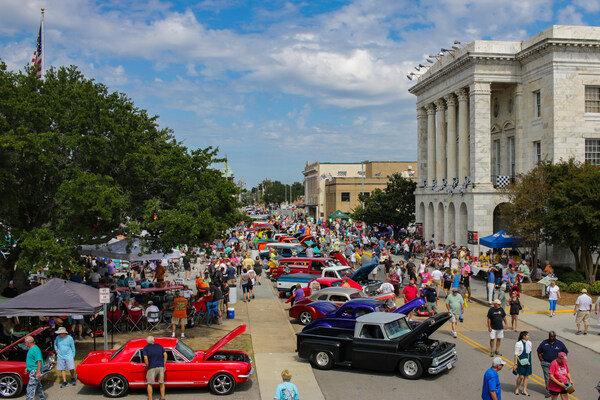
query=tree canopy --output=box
[0,62,243,276]
[351,174,416,229]
[503,160,600,283]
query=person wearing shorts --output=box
[143,336,167,400]
[54,327,76,387]
[240,268,252,302]
[71,315,84,340]
[171,292,188,338]
[487,299,507,357]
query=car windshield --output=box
[324,260,344,269]
[384,318,412,339]
[110,344,126,361]
[349,292,365,299]
[175,341,196,361]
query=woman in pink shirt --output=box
[548,352,573,399]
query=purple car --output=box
[302,297,426,331]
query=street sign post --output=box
[99,288,110,350]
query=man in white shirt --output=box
[431,268,443,290]
[574,288,593,335]
[145,301,160,329]
[378,280,395,308]
[182,285,194,299]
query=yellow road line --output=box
[456,332,579,400]
[521,310,572,314]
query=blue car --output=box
[302,297,426,331]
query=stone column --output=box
[434,98,446,183]
[456,88,470,180]
[445,94,458,181]
[469,82,492,185]
[425,104,436,184]
[417,107,428,187]
[513,85,523,174]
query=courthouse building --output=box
[409,25,600,254]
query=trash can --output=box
[227,307,235,319]
[229,286,238,304]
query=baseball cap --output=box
[493,299,502,305]
[558,352,567,360]
[451,287,458,292]
[492,357,506,367]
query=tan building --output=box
[408,25,600,260]
[303,161,416,220]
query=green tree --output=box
[0,62,243,278]
[501,167,550,277]
[352,174,416,229]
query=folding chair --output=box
[191,301,207,326]
[106,309,124,333]
[162,309,173,329]
[126,308,145,332]
[146,311,161,332]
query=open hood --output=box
[203,325,246,361]
[392,297,426,315]
[398,312,451,345]
[0,327,47,354]
[350,262,378,283]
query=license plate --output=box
[447,364,453,370]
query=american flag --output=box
[31,24,42,79]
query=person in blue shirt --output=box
[25,335,45,400]
[482,357,505,400]
[537,331,568,397]
[274,369,299,400]
[143,336,167,400]
[54,327,76,387]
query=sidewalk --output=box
[242,277,325,400]
[469,277,600,353]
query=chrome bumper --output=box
[428,354,457,374]
[238,365,254,379]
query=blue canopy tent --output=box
[479,229,522,249]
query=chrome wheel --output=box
[101,375,128,398]
[399,358,423,379]
[299,311,313,325]
[0,375,21,398]
[312,351,333,369]
[209,373,235,395]
[403,360,419,376]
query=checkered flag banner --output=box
[438,178,447,192]
[431,179,437,191]
[496,175,511,188]
[424,180,428,189]
[459,176,471,196]
[448,178,459,196]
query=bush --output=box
[567,282,591,293]
[555,281,569,292]
[590,281,600,295]
[558,271,586,285]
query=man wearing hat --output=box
[445,286,464,338]
[487,299,508,357]
[482,357,505,400]
[573,288,592,335]
[54,327,76,387]
[1,281,18,298]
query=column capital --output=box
[469,81,491,95]
[444,94,457,107]
[434,98,446,111]
[455,88,469,102]
[425,103,436,115]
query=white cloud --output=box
[557,5,584,25]
[573,0,600,13]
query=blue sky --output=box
[2,0,600,188]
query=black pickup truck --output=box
[296,312,456,379]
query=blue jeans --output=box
[26,370,45,400]
[549,299,557,312]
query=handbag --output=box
[517,341,530,365]
[566,384,575,394]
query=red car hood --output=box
[79,350,114,364]
[0,327,47,354]
[203,325,246,361]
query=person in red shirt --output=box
[402,279,420,320]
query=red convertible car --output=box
[0,327,56,398]
[76,325,252,397]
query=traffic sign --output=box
[99,288,110,304]
[355,221,363,230]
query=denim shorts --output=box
[57,358,75,371]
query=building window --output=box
[585,139,600,165]
[493,139,500,176]
[534,141,541,164]
[585,87,600,113]
[337,171,347,177]
[533,90,541,118]
[507,137,515,176]
[341,192,350,202]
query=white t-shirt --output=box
[145,305,160,322]
[431,270,443,281]
[379,282,394,294]
[547,285,560,301]
[418,263,426,275]
[576,294,593,311]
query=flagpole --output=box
[41,8,45,78]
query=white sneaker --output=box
[181,333,185,338]
[452,331,457,338]
[171,332,175,338]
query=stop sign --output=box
[355,221,363,230]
